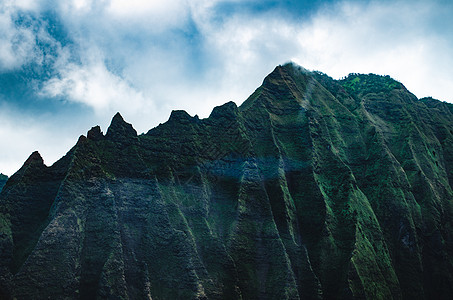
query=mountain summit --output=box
[1,63,453,299]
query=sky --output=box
[0,0,452,176]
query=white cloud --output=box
[1,0,453,175]
[292,0,453,101]
[0,5,37,70]
[0,0,64,71]
[32,0,453,126]
[8,0,42,11]
[3,0,453,111]
[0,107,81,176]
[107,0,189,27]
[41,59,150,116]
[71,0,94,11]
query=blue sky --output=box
[1,0,452,175]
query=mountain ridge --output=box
[0,174,7,192]
[1,63,452,299]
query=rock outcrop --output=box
[1,63,452,299]
[0,174,7,192]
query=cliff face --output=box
[0,174,7,192]
[1,63,453,300]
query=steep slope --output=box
[0,63,452,300]
[0,174,7,192]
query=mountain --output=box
[1,63,453,299]
[0,174,7,192]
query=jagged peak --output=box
[23,151,44,167]
[76,135,87,145]
[281,61,310,73]
[262,62,311,87]
[209,101,238,120]
[264,65,286,82]
[106,112,137,141]
[267,62,310,80]
[169,110,192,122]
[87,125,104,141]
[112,112,124,122]
[240,62,313,112]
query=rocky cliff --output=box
[1,63,452,299]
[0,174,7,192]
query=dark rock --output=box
[1,63,453,299]
[22,151,44,167]
[168,110,194,123]
[0,174,7,192]
[87,125,104,141]
[105,112,137,144]
[209,101,238,120]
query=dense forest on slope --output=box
[1,63,453,299]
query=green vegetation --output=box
[341,73,402,97]
[0,63,452,299]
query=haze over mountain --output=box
[1,63,452,299]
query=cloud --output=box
[0,105,83,176]
[0,3,39,70]
[1,0,453,175]
[106,0,189,30]
[41,53,150,116]
[0,0,69,73]
[3,0,453,109]
[292,0,453,101]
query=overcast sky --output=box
[1,0,452,175]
